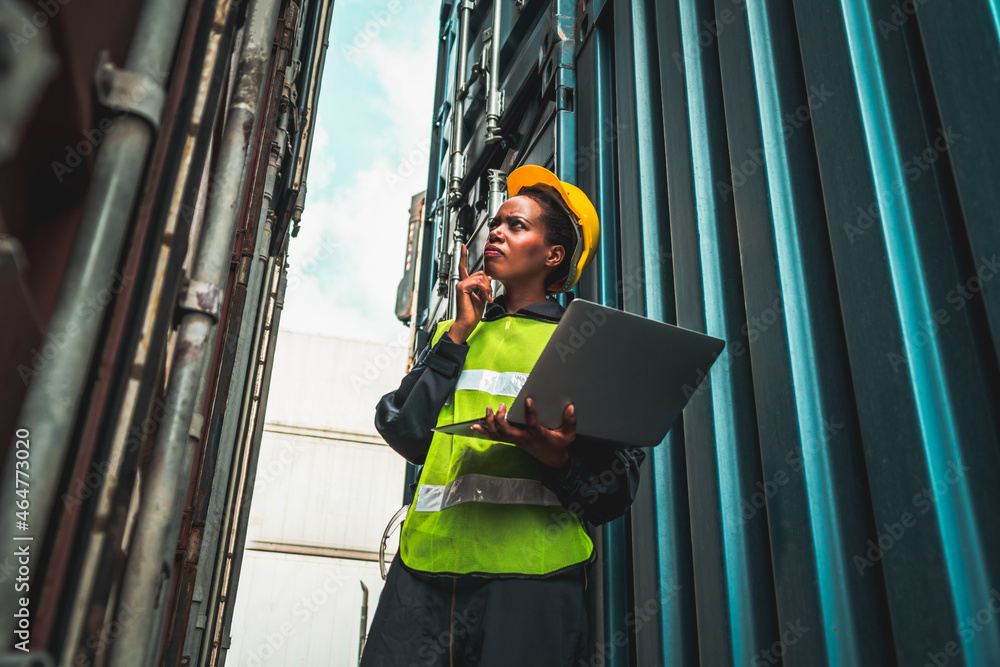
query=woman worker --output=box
[362,165,647,666]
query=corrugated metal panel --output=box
[249,431,406,552]
[415,0,1000,664]
[265,330,409,435]
[228,551,385,666]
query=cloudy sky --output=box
[280,0,439,345]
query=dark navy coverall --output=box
[361,294,646,667]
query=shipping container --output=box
[397,1,1000,665]
[0,0,336,664]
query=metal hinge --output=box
[93,49,167,131]
[178,275,222,322]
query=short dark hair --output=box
[515,183,579,292]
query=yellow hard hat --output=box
[505,165,600,293]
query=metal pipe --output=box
[106,0,283,663]
[216,253,279,667]
[485,0,505,143]
[197,12,302,648]
[486,169,505,298]
[447,225,463,320]
[447,0,474,206]
[143,344,214,667]
[0,0,188,649]
[209,164,281,666]
[407,199,427,371]
[192,38,294,658]
[204,249,273,666]
[434,204,449,298]
[288,0,334,242]
[292,0,335,197]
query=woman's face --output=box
[483,195,564,288]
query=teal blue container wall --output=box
[418,0,1000,664]
[575,17,633,667]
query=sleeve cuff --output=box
[424,332,469,378]
[438,330,469,353]
[539,451,587,497]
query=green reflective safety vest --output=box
[399,312,595,577]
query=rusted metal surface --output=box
[179,276,224,320]
[0,0,189,653]
[53,0,245,661]
[0,0,141,467]
[0,0,328,661]
[157,7,290,663]
[31,0,208,652]
[239,63,286,283]
[179,14,294,664]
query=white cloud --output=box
[282,4,439,344]
[360,34,438,157]
[307,124,335,189]
[282,158,422,342]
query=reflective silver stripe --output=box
[455,368,528,398]
[414,485,446,512]
[413,474,562,512]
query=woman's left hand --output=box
[472,397,575,469]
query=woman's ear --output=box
[545,244,566,268]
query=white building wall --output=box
[226,330,410,666]
[264,331,413,436]
[248,431,405,553]
[228,552,387,667]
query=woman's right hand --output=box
[450,243,493,343]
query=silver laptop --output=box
[431,298,725,448]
